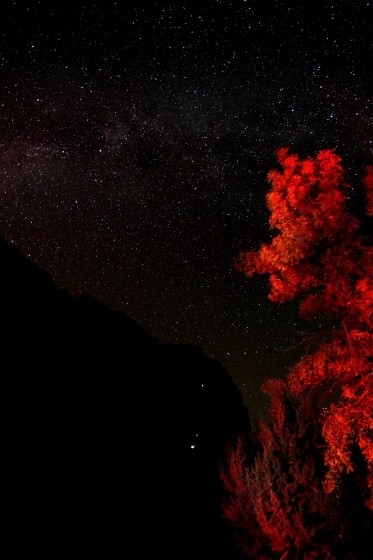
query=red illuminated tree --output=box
[221,382,348,559]
[221,149,373,559]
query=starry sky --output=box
[0,0,372,417]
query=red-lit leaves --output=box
[222,149,373,558]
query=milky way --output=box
[0,1,372,416]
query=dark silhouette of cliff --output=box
[1,236,250,559]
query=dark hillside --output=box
[1,236,249,559]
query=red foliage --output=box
[236,148,372,329]
[221,384,344,559]
[236,148,373,497]
[222,148,373,558]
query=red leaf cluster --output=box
[222,149,373,559]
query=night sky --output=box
[1,0,372,417]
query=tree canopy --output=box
[221,148,373,559]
